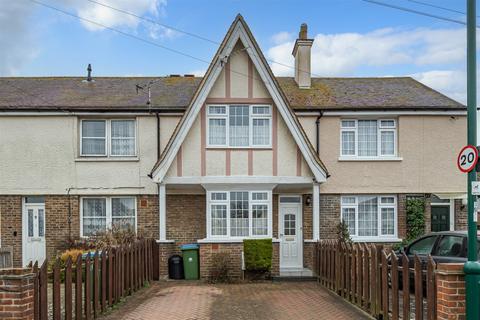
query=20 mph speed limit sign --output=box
[457,145,479,173]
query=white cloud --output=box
[0,2,38,75]
[410,70,467,103]
[58,0,170,37]
[267,27,466,77]
[271,31,293,45]
[188,69,206,77]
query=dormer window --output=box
[340,119,397,158]
[80,119,136,157]
[207,105,272,148]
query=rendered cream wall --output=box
[313,115,467,194]
[0,116,158,195]
[164,39,313,179]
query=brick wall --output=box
[157,242,176,278]
[0,196,22,267]
[454,199,467,230]
[199,242,280,280]
[166,194,206,247]
[45,195,80,261]
[137,195,159,239]
[319,194,340,240]
[1,194,158,266]
[397,194,407,239]
[436,263,465,320]
[302,194,313,240]
[303,242,314,270]
[0,268,35,320]
[272,194,278,238]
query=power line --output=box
[83,0,318,77]
[85,0,219,45]
[361,0,468,26]
[405,0,471,17]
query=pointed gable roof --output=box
[151,14,328,183]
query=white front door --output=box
[279,197,302,269]
[22,201,46,266]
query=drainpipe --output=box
[315,111,323,155]
[156,112,160,160]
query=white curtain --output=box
[358,196,378,236]
[209,119,226,145]
[229,106,249,147]
[252,119,270,145]
[111,120,135,156]
[358,120,377,156]
[83,198,107,236]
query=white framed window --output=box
[207,190,271,239]
[340,119,397,158]
[206,105,272,148]
[341,195,397,240]
[80,119,136,157]
[81,197,137,237]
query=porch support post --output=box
[313,182,320,240]
[158,183,166,241]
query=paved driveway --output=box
[100,281,371,320]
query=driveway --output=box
[100,281,371,320]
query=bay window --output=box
[207,190,271,238]
[81,197,136,237]
[340,119,396,158]
[81,119,136,157]
[207,105,272,148]
[341,195,397,240]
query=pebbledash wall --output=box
[0,195,159,267]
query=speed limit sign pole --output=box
[465,1,480,319]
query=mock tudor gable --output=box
[150,15,328,183]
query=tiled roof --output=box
[0,76,464,111]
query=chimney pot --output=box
[299,23,308,39]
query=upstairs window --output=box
[81,119,136,157]
[340,119,396,158]
[207,105,272,148]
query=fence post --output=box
[426,255,436,320]
[75,255,82,320]
[391,252,399,320]
[85,253,92,320]
[93,251,100,318]
[64,257,73,320]
[381,250,389,320]
[402,253,410,320]
[0,268,35,320]
[414,254,424,320]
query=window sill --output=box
[156,239,175,244]
[351,237,402,243]
[197,237,279,244]
[75,157,140,162]
[338,156,403,162]
[206,147,272,150]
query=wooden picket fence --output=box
[315,240,437,320]
[30,238,156,320]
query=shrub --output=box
[336,220,352,244]
[209,252,230,283]
[406,196,426,243]
[243,239,272,272]
[60,249,85,263]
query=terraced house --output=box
[0,15,467,278]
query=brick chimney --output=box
[292,23,314,89]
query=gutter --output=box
[156,112,160,160]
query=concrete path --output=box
[100,281,371,320]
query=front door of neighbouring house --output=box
[431,206,450,232]
[22,197,46,266]
[279,196,302,269]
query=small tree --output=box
[336,220,352,244]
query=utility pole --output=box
[465,1,480,319]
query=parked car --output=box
[392,231,480,291]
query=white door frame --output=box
[278,195,303,269]
[22,198,46,266]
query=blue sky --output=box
[1,0,477,104]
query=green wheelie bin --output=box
[181,244,199,280]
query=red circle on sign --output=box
[457,145,478,173]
